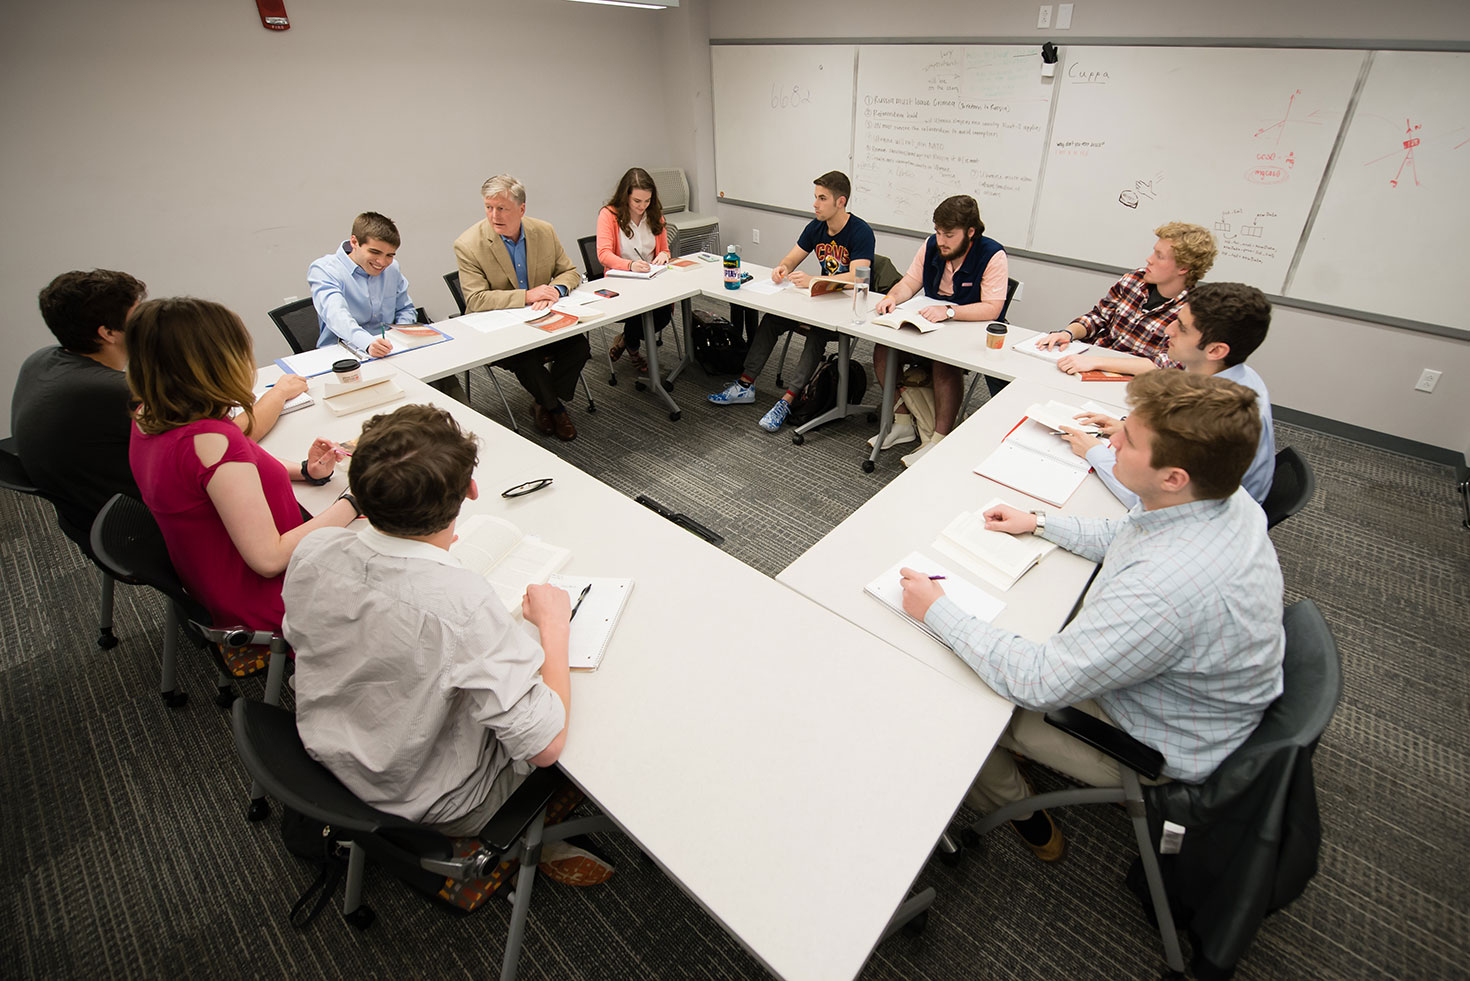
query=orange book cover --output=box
[526,310,580,332]
[1080,370,1130,381]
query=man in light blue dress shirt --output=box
[1059,282,1277,509]
[308,212,416,357]
[900,370,1285,862]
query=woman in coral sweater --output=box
[597,167,674,377]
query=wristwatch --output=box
[945,306,956,319]
[1030,510,1046,532]
[300,459,332,486]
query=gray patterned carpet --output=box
[3,311,1467,979]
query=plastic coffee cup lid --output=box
[332,359,361,372]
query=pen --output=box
[569,583,592,621]
[928,575,947,580]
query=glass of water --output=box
[852,264,871,324]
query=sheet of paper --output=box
[277,345,352,377]
[739,278,786,296]
[864,551,1006,644]
[552,300,604,318]
[1012,334,1093,362]
[974,441,1092,508]
[459,307,547,333]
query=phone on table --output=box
[594,288,619,298]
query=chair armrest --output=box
[476,766,571,853]
[1045,707,1166,780]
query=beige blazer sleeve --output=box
[453,220,524,312]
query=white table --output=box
[253,363,995,981]
[778,378,1128,696]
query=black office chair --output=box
[0,437,119,649]
[231,698,618,981]
[959,276,1022,419]
[90,493,288,819]
[1262,446,1317,529]
[266,298,320,355]
[942,599,1341,980]
[577,233,680,386]
[443,270,598,424]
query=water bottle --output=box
[851,264,871,324]
[723,244,742,290]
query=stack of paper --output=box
[548,574,634,671]
[1012,334,1093,362]
[459,307,549,334]
[932,499,1059,591]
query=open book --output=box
[274,325,455,377]
[973,403,1100,507]
[525,309,582,332]
[606,264,666,280]
[799,275,851,297]
[320,375,405,416]
[864,551,1005,644]
[932,498,1059,592]
[871,309,947,333]
[548,574,633,671]
[449,514,571,616]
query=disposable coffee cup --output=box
[332,359,362,384]
[985,323,1008,350]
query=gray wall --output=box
[0,0,683,433]
[700,0,1470,463]
[4,0,1465,464]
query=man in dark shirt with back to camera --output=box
[11,269,307,537]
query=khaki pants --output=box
[968,700,1165,817]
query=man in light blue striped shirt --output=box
[309,211,416,356]
[901,370,1284,861]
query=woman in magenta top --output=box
[127,297,358,632]
[597,167,673,377]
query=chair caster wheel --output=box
[661,379,674,392]
[867,412,878,424]
[344,906,377,930]
[937,844,962,867]
[214,687,237,708]
[97,629,119,649]
[862,460,875,473]
[775,377,785,389]
[247,798,270,822]
[792,433,805,446]
[635,380,647,392]
[669,411,681,422]
[607,376,617,386]
[161,689,188,708]
[901,910,929,937]
[586,404,597,414]
[960,827,980,848]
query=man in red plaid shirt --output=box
[1041,222,1217,378]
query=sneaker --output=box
[866,414,917,449]
[537,841,615,886]
[758,399,791,432]
[901,431,945,468]
[707,381,755,405]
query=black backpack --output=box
[691,310,751,376]
[789,354,867,427]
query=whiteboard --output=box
[852,45,1054,241]
[712,45,856,210]
[1288,51,1470,327]
[1030,47,1364,287]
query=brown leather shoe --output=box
[551,408,577,441]
[532,404,555,435]
[1011,810,1065,862]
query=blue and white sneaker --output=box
[758,399,791,432]
[707,381,755,405]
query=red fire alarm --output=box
[256,0,290,30]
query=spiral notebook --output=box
[548,575,634,671]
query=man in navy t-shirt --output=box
[707,170,875,432]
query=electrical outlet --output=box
[1414,368,1442,393]
[751,228,761,245]
[1037,4,1052,28]
[1056,2,1074,29]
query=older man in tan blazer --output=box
[454,174,589,441]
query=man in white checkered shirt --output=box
[900,370,1285,861]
